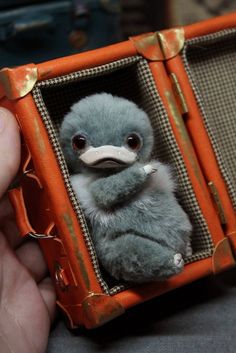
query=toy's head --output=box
[60,93,154,174]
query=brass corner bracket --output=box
[82,292,125,328]
[130,27,185,61]
[212,237,236,274]
[0,64,38,100]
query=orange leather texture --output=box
[37,41,137,81]
[184,12,236,39]
[0,12,236,328]
[116,257,213,309]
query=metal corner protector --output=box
[0,64,38,100]
[212,237,236,274]
[130,27,185,61]
[82,292,125,328]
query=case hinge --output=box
[208,181,227,225]
[130,27,185,61]
[170,72,188,115]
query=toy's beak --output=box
[79,145,137,168]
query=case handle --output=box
[8,186,54,239]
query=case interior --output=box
[32,55,214,293]
[182,29,236,210]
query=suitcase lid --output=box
[164,13,236,240]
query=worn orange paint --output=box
[115,258,213,309]
[184,12,236,39]
[227,232,236,259]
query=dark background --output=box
[1,0,236,67]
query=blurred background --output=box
[0,0,236,67]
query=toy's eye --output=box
[126,133,142,151]
[72,134,87,150]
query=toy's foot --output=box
[174,253,184,269]
[97,234,186,283]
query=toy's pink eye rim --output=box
[72,134,87,150]
[126,133,142,151]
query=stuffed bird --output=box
[60,93,192,283]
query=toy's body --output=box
[60,93,192,283]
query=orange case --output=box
[0,13,236,329]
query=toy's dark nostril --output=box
[72,134,87,150]
[126,133,142,151]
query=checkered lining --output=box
[32,55,213,295]
[182,28,236,210]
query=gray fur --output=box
[60,93,192,283]
[60,93,154,173]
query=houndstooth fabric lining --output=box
[182,28,236,210]
[33,56,141,295]
[132,60,214,263]
[32,55,213,295]
[32,86,111,295]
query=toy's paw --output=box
[143,164,158,176]
[174,253,184,269]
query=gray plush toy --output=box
[60,93,192,283]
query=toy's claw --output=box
[174,253,184,269]
[143,164,158,175]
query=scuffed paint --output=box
[63,212,91,290]
[34,118,46,154]
[82,293,125,328]
[165,90,203,188]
